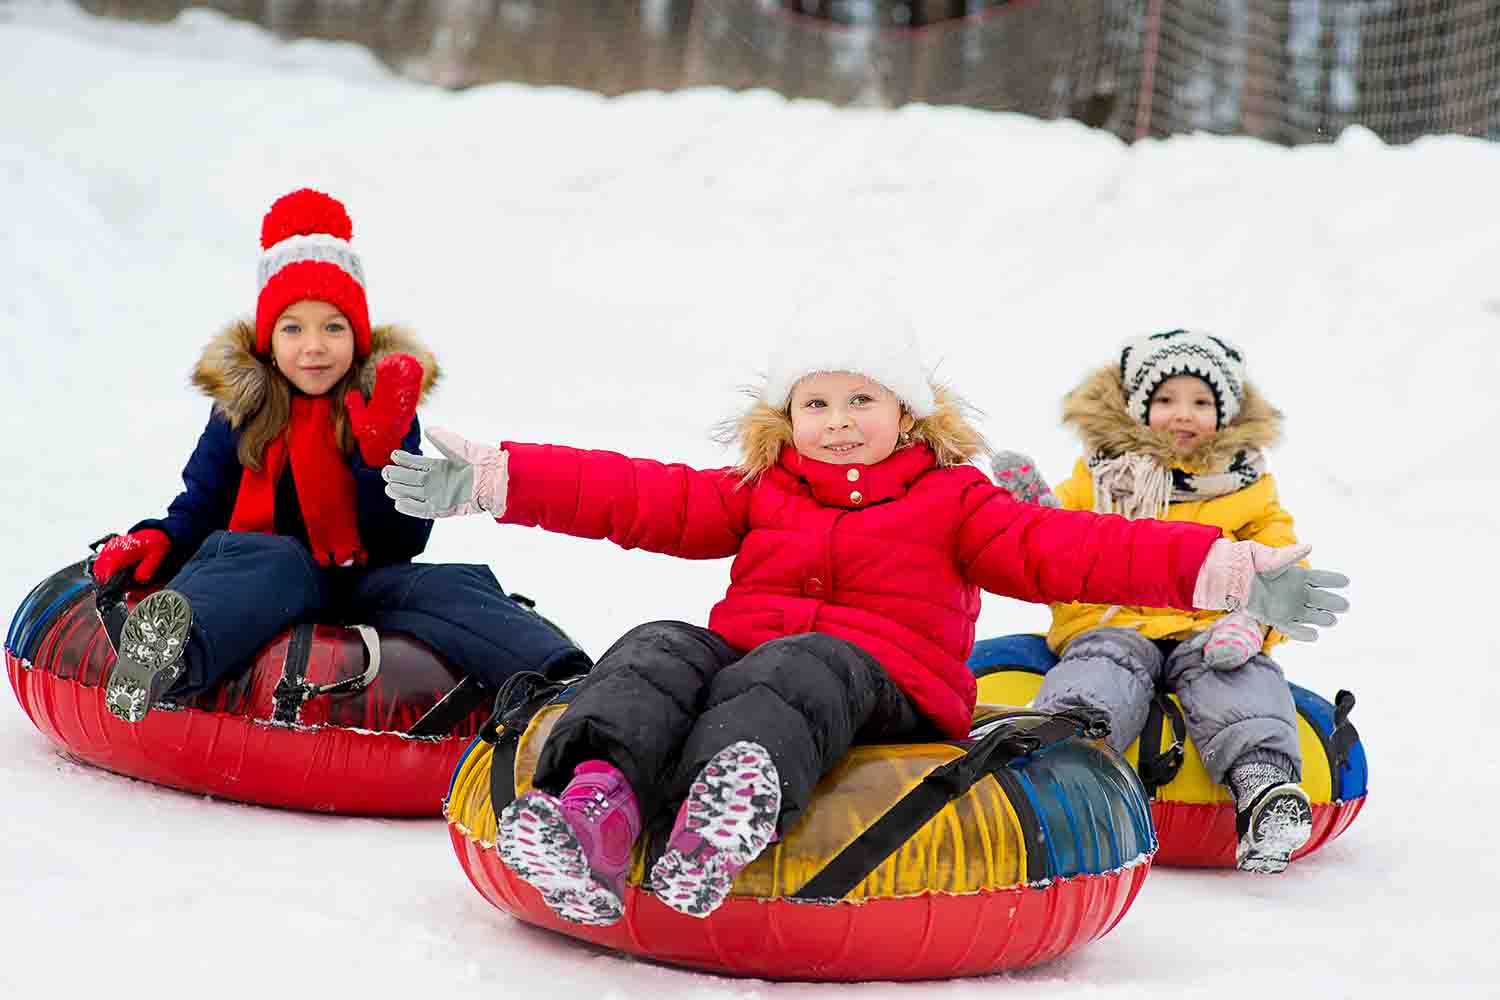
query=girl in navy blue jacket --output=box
[92,188,589,722]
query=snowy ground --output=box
[3,3,1499,996]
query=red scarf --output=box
[229,394,365,567]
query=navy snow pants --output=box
[164,530,590,697]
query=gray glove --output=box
[1243,555,1350,643]
[380,427,508,519]
[991,450,1061,507]
[1196,540,1350,642]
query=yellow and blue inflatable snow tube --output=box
[446,678,1161,980]
[968,634,1367,867]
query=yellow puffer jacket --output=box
[1045,365,1297,655]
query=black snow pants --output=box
[531,621,942,836]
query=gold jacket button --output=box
[846,468,860,482]
[850,490,864,505]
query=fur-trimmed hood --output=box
[190,320,440,423]
[729,383,989,480]
[1061,365,1281,473]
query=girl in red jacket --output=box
[91,189,590,724]
[384,290,1348,925]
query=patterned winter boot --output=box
[497,760,642,926]
[104,589,193,723]
[1229,761,1313,874]
[648,741,781,918]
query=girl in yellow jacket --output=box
[996,329,1326,874]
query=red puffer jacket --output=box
[498,441,1220,738]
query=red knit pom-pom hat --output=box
[255,188,371,356]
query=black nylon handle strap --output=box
[791,715,1083,901]
[407,675,494,738]
[270,624,317,726]
[91,548,133,656]
[1330,689,1360,770]
[480,672,580,815]
[1137,693,1186,796]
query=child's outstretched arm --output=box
[955,478,1349,641]
[384,427,751,559]
[957,475,1218,610]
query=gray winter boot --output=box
[1229,761,1313,874]
[104,589,193,723]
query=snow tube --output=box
[968,634,1367,867]
[5,557,494,815]
[444,678,1157,981]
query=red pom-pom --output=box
[260,188,353,249]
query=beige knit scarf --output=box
[1088,448,1266,520]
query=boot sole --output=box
[650,741,780,918]
[1237,784,1313,874]
[498,792,624,926]
[105,589,192,723]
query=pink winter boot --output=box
[497,760,641,925]
[648,741,781,918]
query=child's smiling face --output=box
[789,371,914,466]
[1147,374,1219,455]
[271,300,355,396]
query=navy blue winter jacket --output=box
[132,408,431,577]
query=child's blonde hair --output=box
[718,382,990,481]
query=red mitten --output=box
[93,529,172,585]
[346,353,423,468]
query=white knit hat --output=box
[1120,329,1247,428]
[762,286,937,418]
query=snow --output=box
[4,2,1499,995]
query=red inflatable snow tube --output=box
[5,558,490,815]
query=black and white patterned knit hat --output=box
[1119,329,1246,429]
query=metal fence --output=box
[79,0,1500,143]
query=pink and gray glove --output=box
[1200,612,1265,669]
[1192,540,1350,642]
[991,451,1061,507]
[380,427,508,519]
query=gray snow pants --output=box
[1031,627,1300,783]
